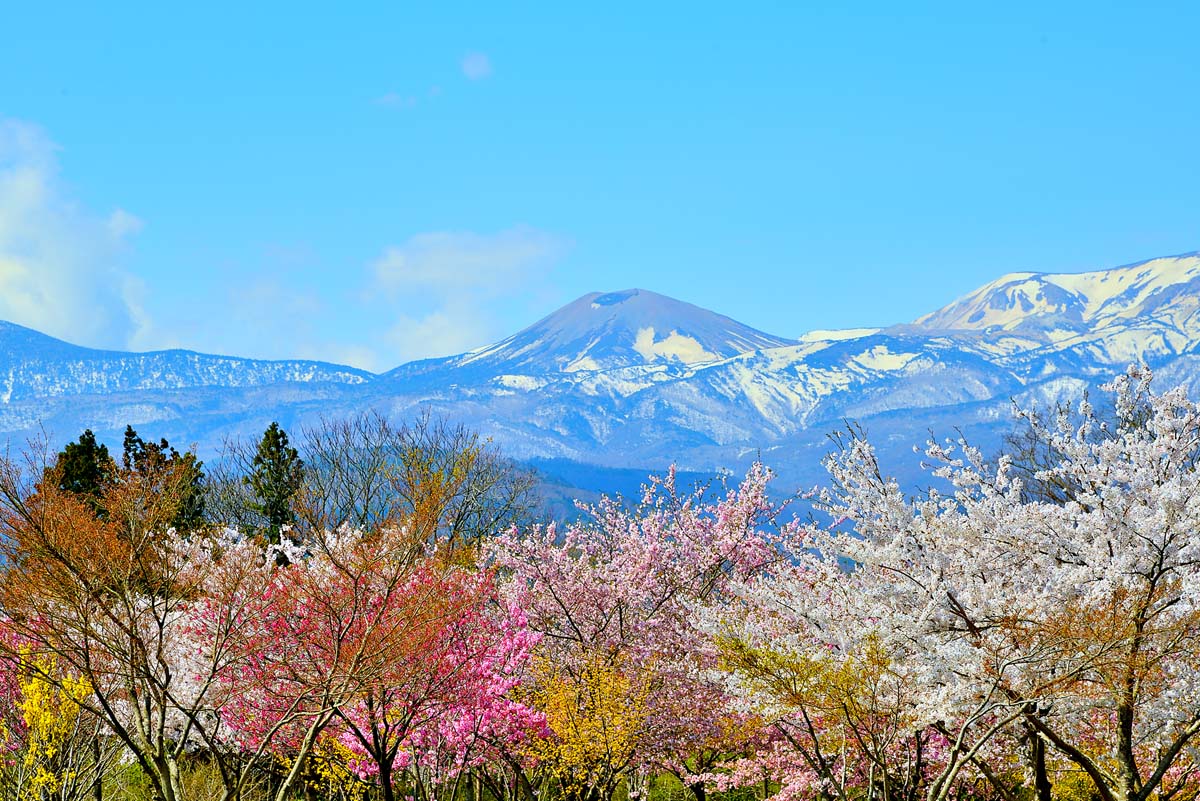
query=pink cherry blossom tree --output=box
[318,560,544,801]
[491,464,791,801]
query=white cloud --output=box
[375,92,418,110]
[0,119,146,349]
[372,226,562,295]
[382,307,495,363]
[368,226,567,364]
[461,52,493,80]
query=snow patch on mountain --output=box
[632,327,720,364]
[853,345,920,371]
[3,253,1200,491]
[799,328,881,343]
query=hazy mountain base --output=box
[0,364,1162,501]
[5,254,1200,496]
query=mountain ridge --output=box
[1,252,1198,490]
[914,250,1200,332]
[908,252,1200,367]
[0,319,373,403]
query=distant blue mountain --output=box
[3,253,1199,493]
[0,319,371,402]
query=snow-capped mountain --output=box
[388,289,794,380]
[0,320,371,402]
[1,252,1198,490]
[911,252,1200,365]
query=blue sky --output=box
[1,1,1198,370]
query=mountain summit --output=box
[2,253,1200,489]
[912,252,1200,364]
[916,253,1200,332]
[434,288,794,375]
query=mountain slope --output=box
[0,253,1198,492]
[0,320,372,402]
[389,288,795,379]
[910,252,1200,366]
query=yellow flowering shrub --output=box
[277,734,367,801]
[9,651,92,801]
[528,656,652,799]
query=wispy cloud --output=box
[461,51,493,80]
[0,118,149,349]
[369,226,567,363]
[107,208,144,238]
[381,308,495,365]
[141,253,344,365]
[374,52,488,113]
[375,92,418,110]
[372,226,563,295]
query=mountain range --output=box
[5,251,1200,491]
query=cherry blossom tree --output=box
[718,365,1200,801]
[317,558,544,801]
[491,465,788,801]
[0,444,286,801]
[190,526,388,801]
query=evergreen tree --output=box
[55,429,115,514]
[245,421,304,544]
[121,425,207,531]
[122,424,170,474]
[170,450,207,531]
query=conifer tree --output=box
[55,429,115,511]
[120,425,206,531]
[245,421,304,544]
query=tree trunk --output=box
[144,753,183,801]
[1116,700,1139,801]
[1028,727,1053,801]
[380,758,396,801]
[170,758,187,801]
[92,735,103,801]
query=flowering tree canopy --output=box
[3,369,1200,801]
[717,366,1200,801]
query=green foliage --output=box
[121,425,207,531]
[244,421,304,544]
[55,429,114,515]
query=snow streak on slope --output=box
[912,253,1200,364]
[435,289,795,375]
[2,253,1200,488]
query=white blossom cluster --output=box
[715,365,1200,801]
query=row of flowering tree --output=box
[2,367,1200,801]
